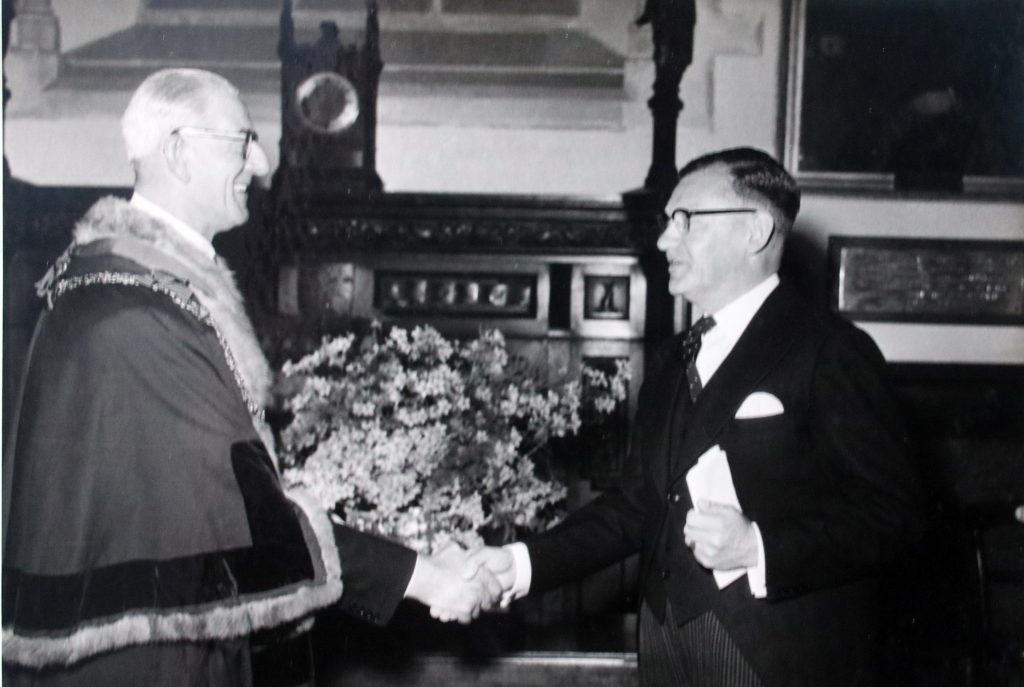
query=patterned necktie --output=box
[682,315,716,402]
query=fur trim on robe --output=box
[2,197,344,669]
[2,490,342,669]
[72,196,273,409]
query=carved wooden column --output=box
[623,0,697,344]
[276,0,384,203]
[636,0,696,201]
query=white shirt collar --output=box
[130,193,216,261]
[695,273,780,385]
[705,273,780,339]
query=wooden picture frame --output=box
[784,0,1024,195]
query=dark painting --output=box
[788,0,1024,192]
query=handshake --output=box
[404,545,519,624]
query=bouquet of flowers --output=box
[279,323,629,553]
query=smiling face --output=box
[657,164,760,313]
[182,90,269,237]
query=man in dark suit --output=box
[471,147,924,686]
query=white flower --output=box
[279,324,627,553]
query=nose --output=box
[657,225,679,254]
[247,141,270,177]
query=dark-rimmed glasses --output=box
[662,207,757,234]
[172,126,259,161]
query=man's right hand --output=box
[465,546,517,605]
[405,545,503,623]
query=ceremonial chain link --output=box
[47,272,266,422]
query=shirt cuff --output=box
[500,542,532,607]
[747,522,768,599]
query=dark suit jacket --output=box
[526,281,924,687]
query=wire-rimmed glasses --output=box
[172,126,259,161]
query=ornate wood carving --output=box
[276,193,654,256]
[637,0,696,199]
[276,0,383,201]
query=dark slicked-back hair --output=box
[679,147,801,237]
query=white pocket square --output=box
[735,391,785,419]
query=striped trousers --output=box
[639,601,762,687]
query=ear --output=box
[162,131,192,184]
[746,210,776,255]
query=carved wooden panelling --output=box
[375,271,537,318]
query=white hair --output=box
[120,68,239,162]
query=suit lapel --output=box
[649,346,691,489]
[668,284,807,487]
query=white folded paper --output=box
[685,444,745,589]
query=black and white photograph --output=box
[3,1,1022,685]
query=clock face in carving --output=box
[294,72,360,135]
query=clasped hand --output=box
[406,544,514,623]
[406,544,517,624]
[683,499,758,571]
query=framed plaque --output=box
[829,237,1024,325]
